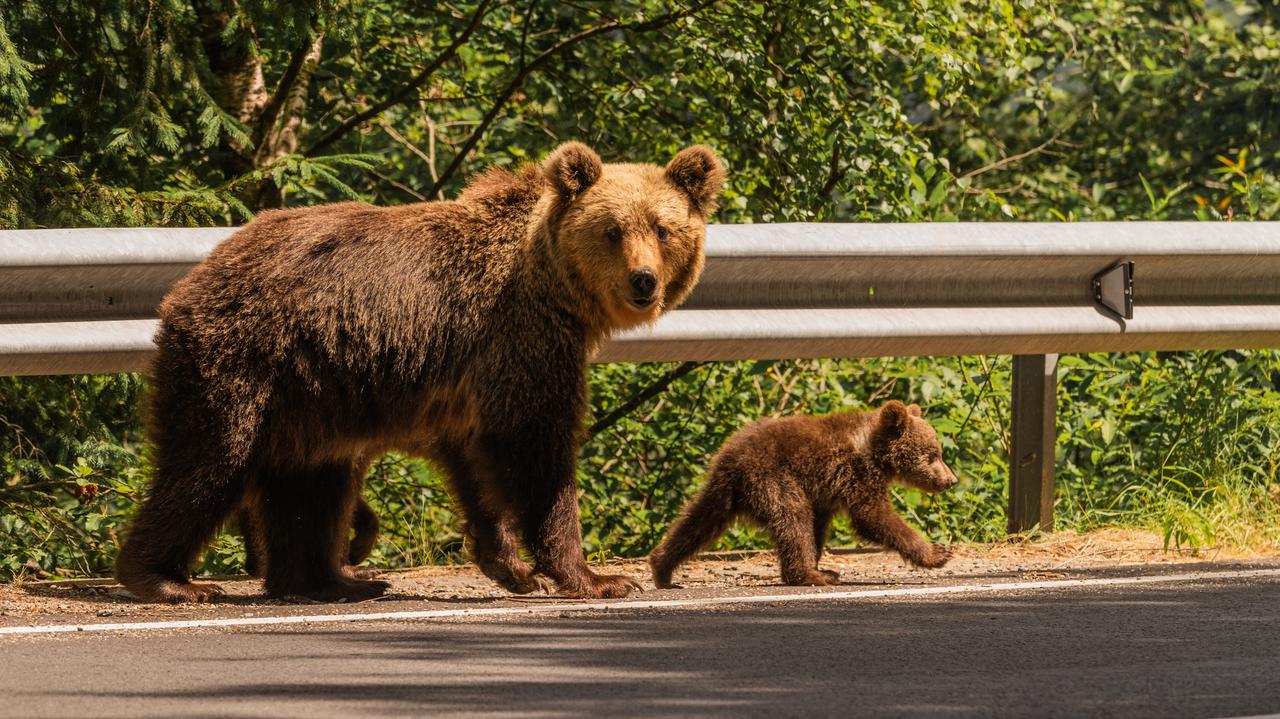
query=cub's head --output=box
[541,141,725,331]
[871,400,958,493]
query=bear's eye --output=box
[606,226,623,244]
[655,224,669,243]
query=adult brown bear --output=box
[116,142,724,603]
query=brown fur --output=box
[238,495,379,579]
[115,142,725,603]
[649,400,958,588]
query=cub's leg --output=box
[811,508,840,583]
[257,461,390,601]
[116,355,244,603]
[438,444,545,595]
[765,502,837,586]
[849,500,951,568]
[481,430,639,599]
[648,480,738,589]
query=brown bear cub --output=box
[115,141,724,603]
[649,400,957,588]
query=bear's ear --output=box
[544,141,603,200]
[907,403,922,417]
[876,400,911,438]
[665,145,726,216]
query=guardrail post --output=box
[1008,354,1057,534]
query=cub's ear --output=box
[907,403,922,417]
[876,400,911,437]
[665,145,726,216]
[544,141,603,200]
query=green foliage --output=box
[0,376,145,578]
[2,1,1280,579]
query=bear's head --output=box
[871,400,958,493]
[541,141,725,332]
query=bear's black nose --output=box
[630,268,658,304]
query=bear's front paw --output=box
[146,580,226,604]
[343,565,383,581]
[502,570,554,595]
[560,572,642,599]
[785,570,841,586]
[913,544,953,569]
[275,578,390,603]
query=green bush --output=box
[3,0,1280,579]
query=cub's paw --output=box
[560,572,642,599]
[913,544,953,569]
[818,569,841,583]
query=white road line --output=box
[2,567,1277,637]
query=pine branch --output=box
[305,0,497,157]
[427,0,720,197]
[587,361,707,440]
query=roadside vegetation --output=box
[2,0,1278,579]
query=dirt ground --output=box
[3,528,1277,630]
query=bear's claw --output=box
[558,572,642,599]
[148,580,226,604]
[342,565,384,581]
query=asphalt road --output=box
[4,571,1280,719]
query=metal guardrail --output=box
[2,222,1279,531]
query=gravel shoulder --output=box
[3,528,1277,632]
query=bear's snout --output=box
[629,268,658,307]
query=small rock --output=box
[96,609,114,617]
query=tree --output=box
[2,0,1278,578]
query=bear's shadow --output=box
[16,577,528,609]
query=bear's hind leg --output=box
[811,507,840,583]
[347,496,379,566]
[341,495,382,581]
[115,459,242,603]
[648,482,738,589]
[257,461,390,602]
[239,506,264,577]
